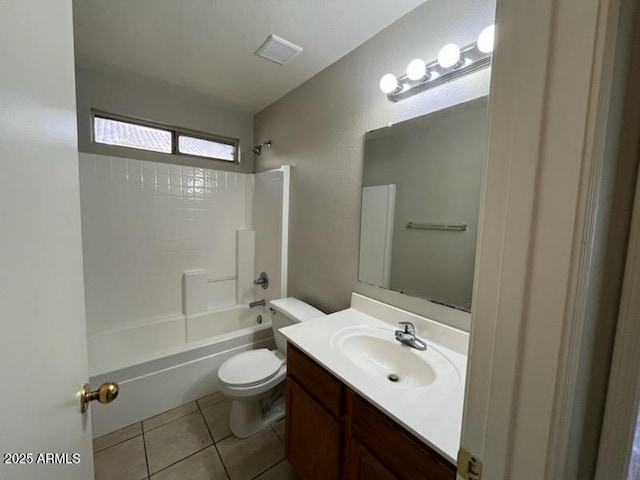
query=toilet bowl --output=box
[216,297,325,438]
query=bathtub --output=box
[88,305,274,438]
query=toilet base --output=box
[228,387,286,439]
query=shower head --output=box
[252,140,272,155]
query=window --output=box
[177,135,235,161]
[94,116,172,153]
[92,112,239,163]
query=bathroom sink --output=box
[330,326,459,389]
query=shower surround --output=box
[78,153,289,436]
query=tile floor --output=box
[93,392,297,480]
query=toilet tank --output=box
[269,298,325,353]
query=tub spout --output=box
[249,299,266,308]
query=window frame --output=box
[91,110,240,164]
[176,131,238,163]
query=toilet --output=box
[217,297,325,438]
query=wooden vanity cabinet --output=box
[285,343,456,480]
[286,344,344,480]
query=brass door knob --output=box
[80,382,119,413]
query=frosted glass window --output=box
[178,135,236,162]
[92,112,239,163]
[94,116,172,153]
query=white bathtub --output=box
[88,305,274,438]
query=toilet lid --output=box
[218,349,283,387]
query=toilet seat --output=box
[218,349,283,387]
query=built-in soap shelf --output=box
[182,229,257,318]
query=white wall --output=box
[362,98,488,311]
[79,153,254,335]
[254,0,494,321]
[253,168,288,302]
[74,67,254,173]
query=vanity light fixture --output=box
[406,59,428,81]
[380,25,495,102]
[437,44,461,69]
[379,73,399,94]
[477,25,495,54]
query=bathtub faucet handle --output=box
[254,272,269,290]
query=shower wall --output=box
[253,168,289,303]
[79,152,255,336]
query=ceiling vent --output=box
[255,34,303,65]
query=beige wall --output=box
[255,0,495,319]
[75,67,255,173]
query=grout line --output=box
[197,396,228,410]
[250,458,285,480]
[271,421,285,445]
[142,403,200,433]
[135,399,283,479]
[141,428,151,480]
[197,398,229,414]
[147,444,213,478]
[93,429,144,454]
[143,402,216,477]
[249,426,288,479]
[95,399,209,453]
[93,399,226,476]
[196,400,231,480]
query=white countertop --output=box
[280,295,468,464]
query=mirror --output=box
[358,97,488,312]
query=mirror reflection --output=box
[358,97,488,312]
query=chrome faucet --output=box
[394,322,427,351]
[249,299,266,308]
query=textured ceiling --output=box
[73,0,428,114]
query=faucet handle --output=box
[254,271,269,290]
[398,321,415,335]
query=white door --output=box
[0,1,94,479]
[460,0,635,478]
[358,184,396,288]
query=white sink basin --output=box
[330,326,459,389]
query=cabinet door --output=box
[286,378,342,480]
[348,390,456,480]
[346,438,397,480]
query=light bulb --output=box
[437,43,461,69]
[477,25,495,53]
[406,59,427,81]
[379,73,399,93]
